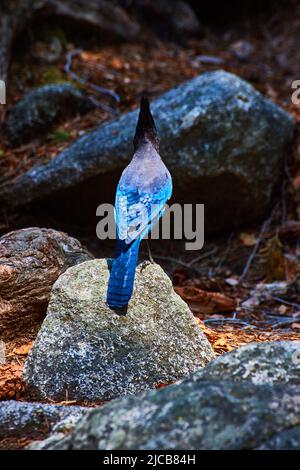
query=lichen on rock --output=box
[191,341,300,385]
[24,259,214,402]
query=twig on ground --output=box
[143,246,217,275]
[271,296,300,310]
[239,204,278,282]
[266,313,296,320]
[79,59,122,78]
[204,318,255,327]
[211,232,234,276]
[12,142,37,154]
[141,253,203,275]
[146,240,155,263]
[88,96,119,115]
[280,155,294,225]
[280,176,287,225]
[188,247,217,266]
[64,49,120,115]
[272,319,297,329]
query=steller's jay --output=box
[106,97,172,312]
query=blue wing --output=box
[107,179,171,309]
[115,178,172,244]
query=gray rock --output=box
[128,0,200,36]
[27,413,86,450]
[167,0,200,35]
[0,400,87,438]
[24,259,214,402]
[0,71,294,233]
[30,340,300,450]
[0,227,93,339]
[27,432,71,450]
[192,341,300,385]
[33,378,300,450]
[28,340,300,450]
[2,83,94,146]
[258,427,300,450]
[37,0,140,41]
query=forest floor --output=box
[0,2,300,449]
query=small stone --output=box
[2,84,94,146]
[225,277,239,287]
[229,40,254,61]
[0,227,93,338]
[0,400,86,438]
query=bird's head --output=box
[133,96,159,152]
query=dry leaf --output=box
[12,342,34,356]
[239,232,257,246]
[175,286,237,314]
[156,382,173,389]
[278,305,288,314]
[283,255,299,283]
[198,322,300,356]
[260,235,285,281]
[0,364,26,400]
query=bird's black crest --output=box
[133,96,159,152]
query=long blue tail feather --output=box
[106,239,141,308]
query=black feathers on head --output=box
[133,96,159,152]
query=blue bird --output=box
[106,97,172,312]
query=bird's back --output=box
[107,97,172,311]
[119,141,172,198]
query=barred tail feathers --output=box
[106,239,140,308]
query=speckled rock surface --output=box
[33,378,300,450]
[192,341,300,385]
[0,227,93,339]
[0,400,86,438]
[27,340,300,450]
[0,71,294,232]
[258,427,300,450]
[24,259,214,401]
[2,83,94,146]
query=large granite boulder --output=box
[24,259,214,401]
[0,71,294,233]
[30,341,300,450]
